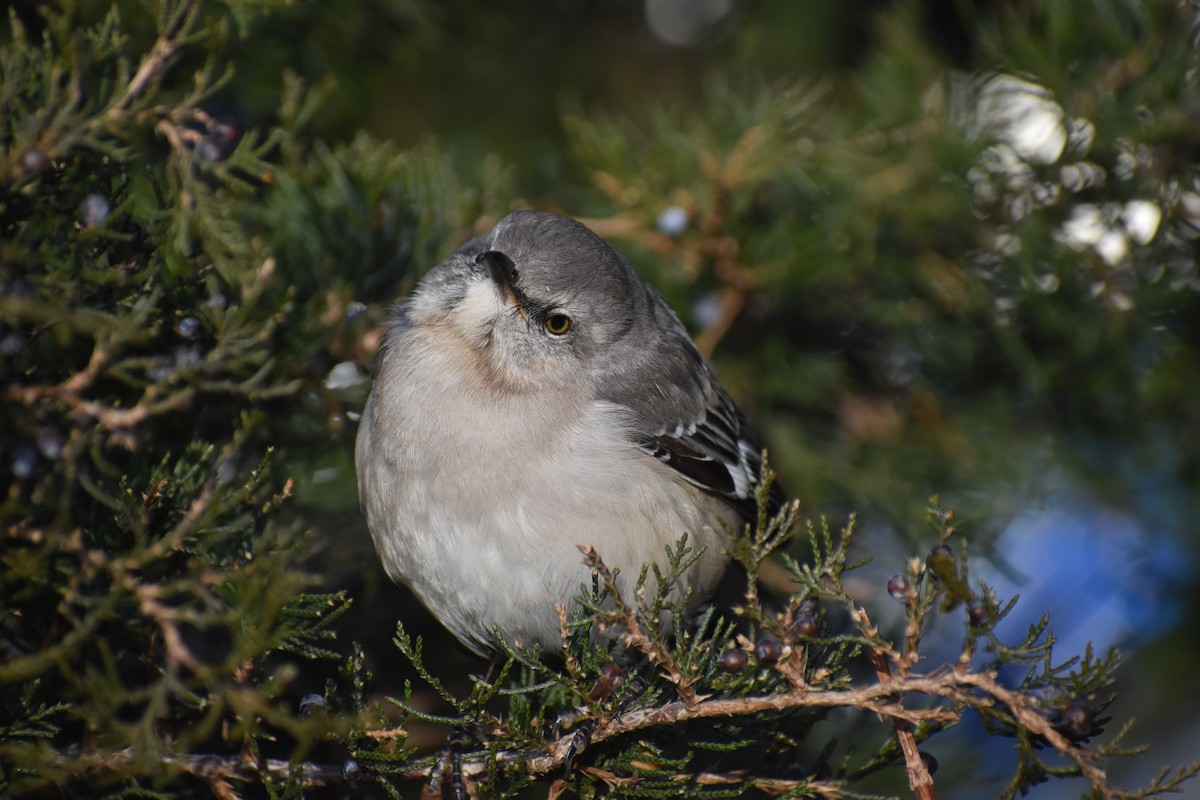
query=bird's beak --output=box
[476,250,528,325]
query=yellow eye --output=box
[544,313,572,335]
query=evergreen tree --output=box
[2,1,1197,797]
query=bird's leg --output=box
[432,656,502,799]
[562,717,595,775]
[447,727,470,800]
[551,705,595,775]
[423,725,474,800]
[424,745,450,798]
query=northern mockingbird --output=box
[356,210,779,656]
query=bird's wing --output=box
[639,384,779,517]
[597,292,783,519]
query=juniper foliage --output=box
[1,0,484,794]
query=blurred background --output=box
[42,0,1198,795]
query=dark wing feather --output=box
[638,386,784,519]
[598,285,784,520]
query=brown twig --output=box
[155,118,207,152]
[866,633,936,800]
[6,382,197,431]
[578,545,704,707]
[134,583,202,671]
[530,675,960,775]
[579,765,848,798]
[847,591,936,800]
[106,35,177,117]
[958,671,1114,798]
[58,660,1140,798]
[90,748,850,797]
[104,0,200,119]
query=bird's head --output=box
[405,211,644,391]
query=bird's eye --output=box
[544,313,572,336]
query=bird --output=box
[355,210,779,657]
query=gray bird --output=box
[356,210,778,656]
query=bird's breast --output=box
[356,324,730,653]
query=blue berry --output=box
[655,206,689,236]
[1,330,26,357]
[1059,704,1095,741]
[80,194,111,227]
[12,445,38,479]
[299,692,327,717]
[178,317,202,340]
[18,148,48,176]
[36,428,64,459]
[887,574,912,602]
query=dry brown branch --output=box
[5,382,197,431]
[107,35,178,117]
[92,746,852,797]
[867,631,935,800]
[104,0,199,119]
[578,545,703,707]
[64,657,1142,799]
[156,118,207,152]
[133,583,202,671]
[579,764,848,798]
[522,674,962,780]
[378,663,1142,798]
[958,671,1114,798]
[847,602,935,799]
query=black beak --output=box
[476,250,518,291]
[475,249,529,325]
